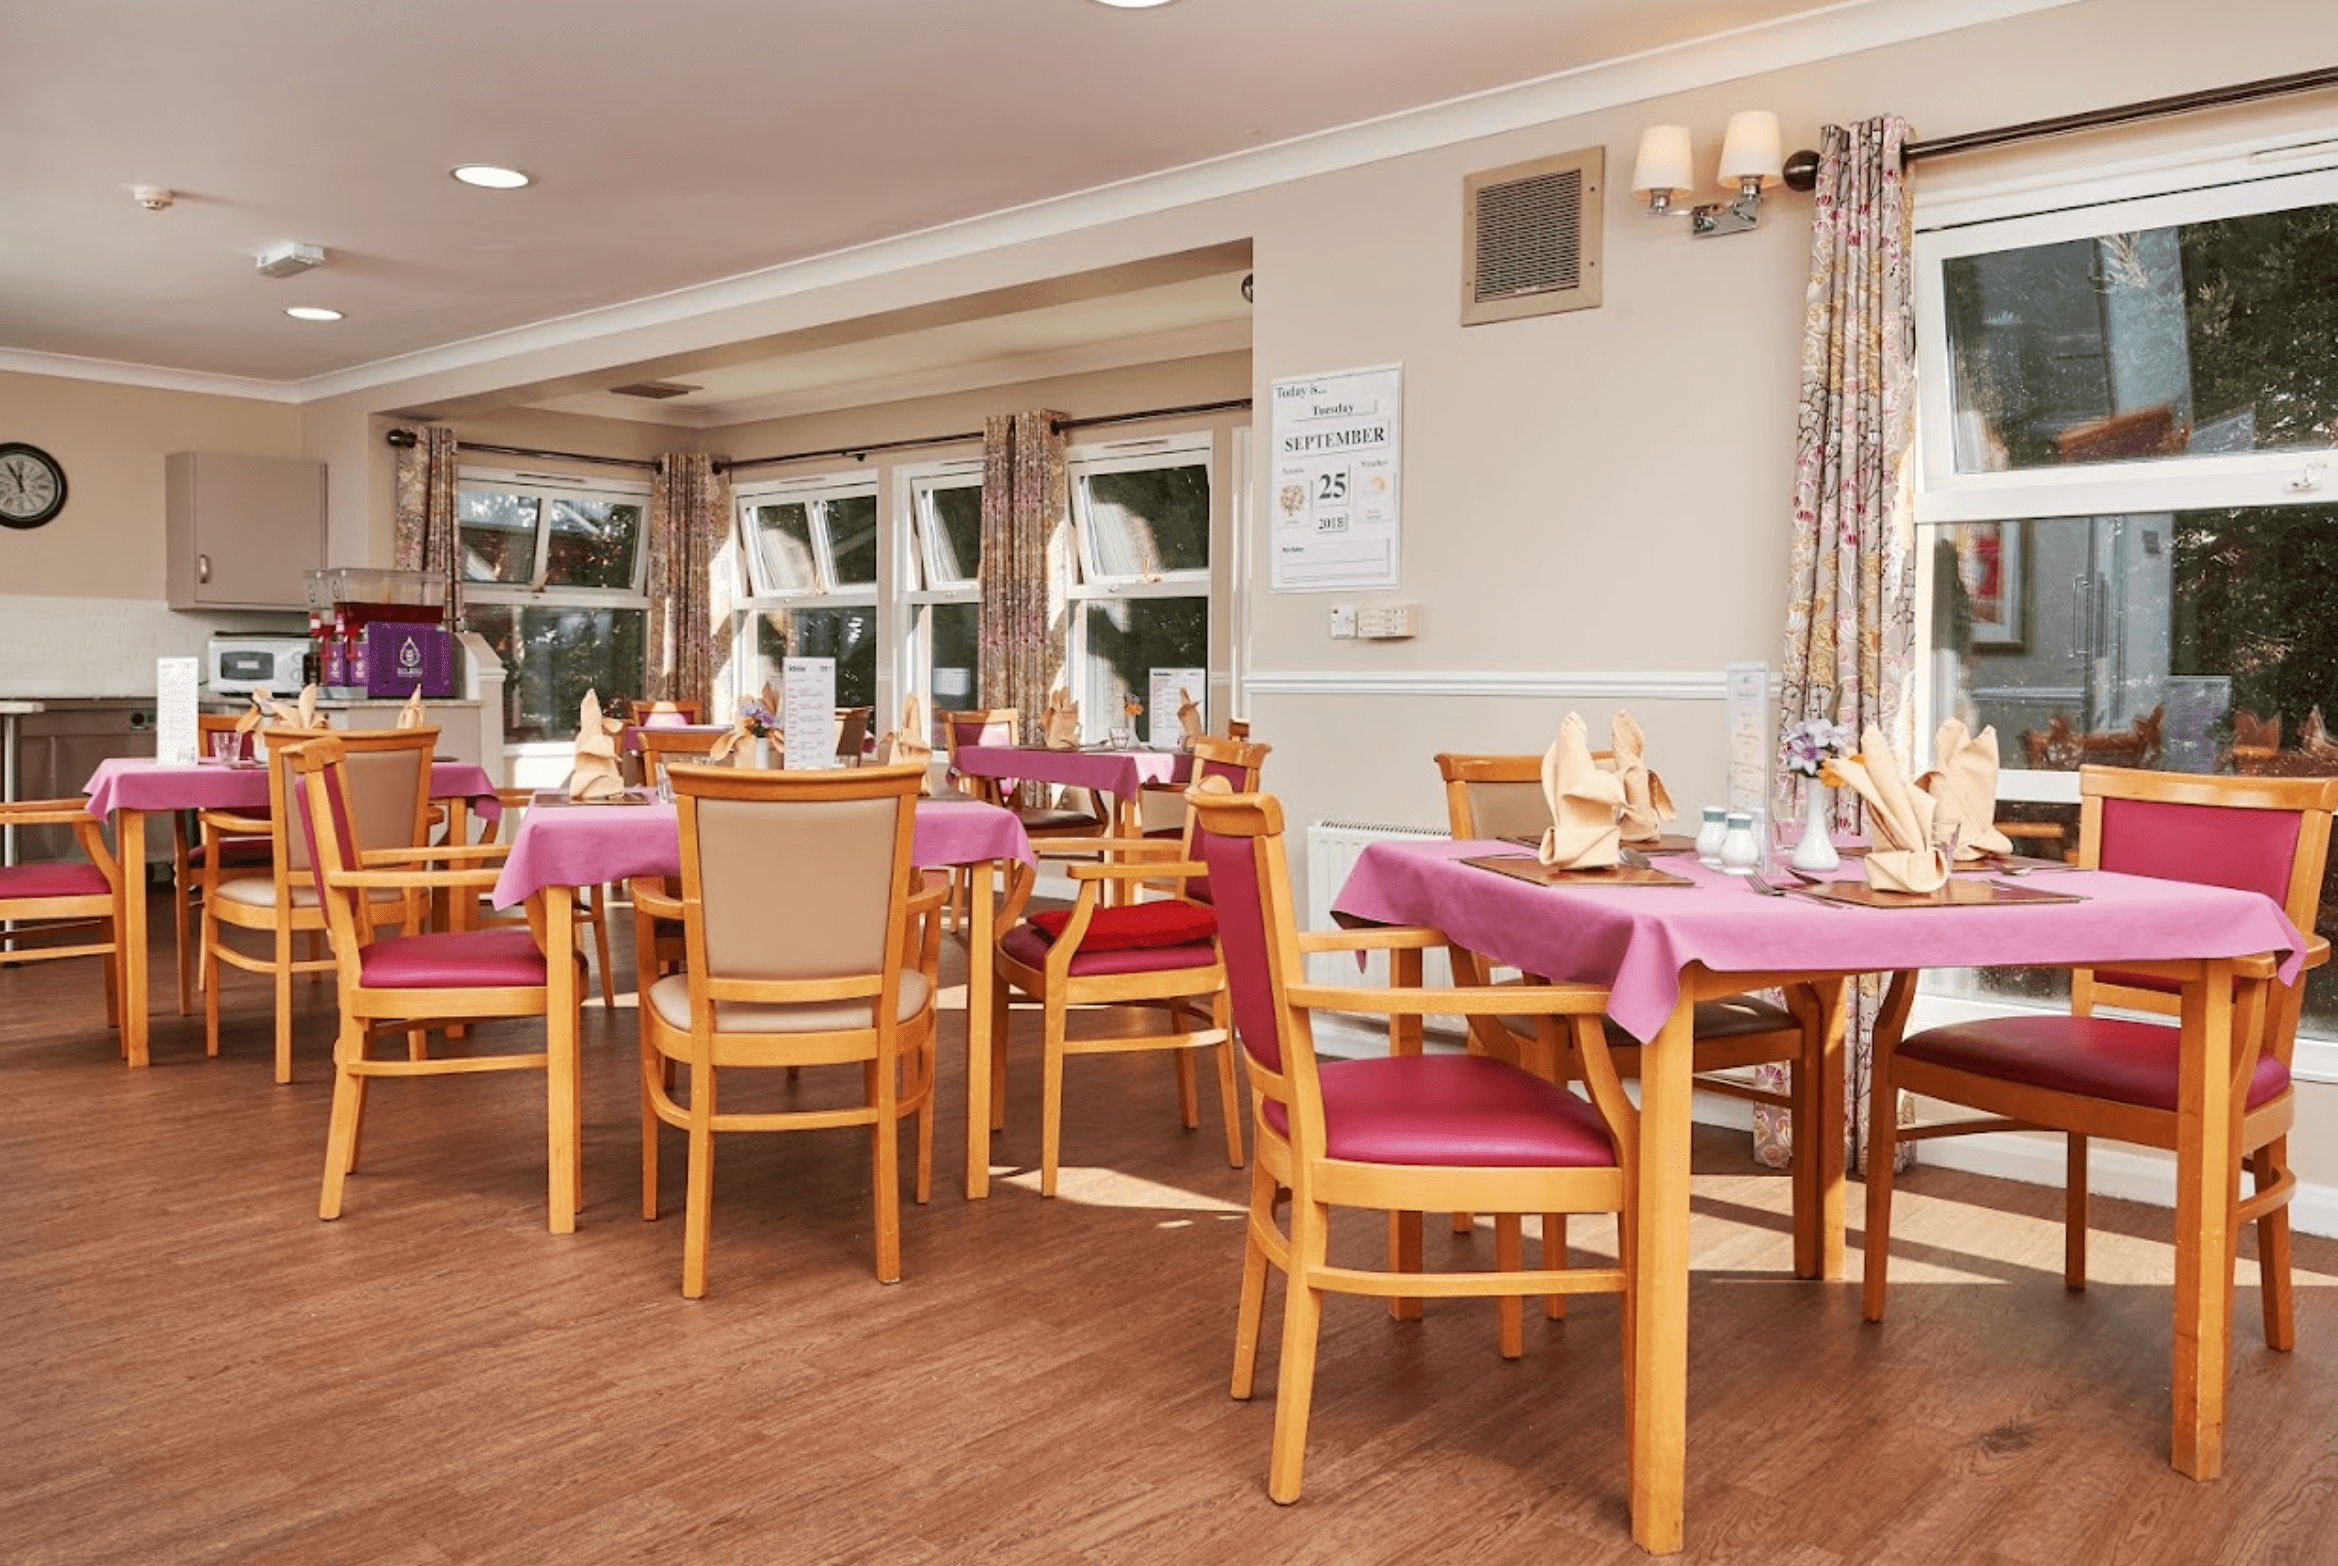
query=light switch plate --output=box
[1329,604,1358,639]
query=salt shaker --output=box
[1718,811,1761,875]
[1695,806,1729,867]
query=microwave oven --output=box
[206,635,309,695]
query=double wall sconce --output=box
[1632,111,1820,237]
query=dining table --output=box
[951,744,1189,838]
[487,793,1036,1230]
[81,755,504,1069]
[1332,838,2305,1555]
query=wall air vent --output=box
[609,381,700,400]
[1461,147,1603,326]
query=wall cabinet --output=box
[165,452,326,611]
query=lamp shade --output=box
[1717,110,1783,190]
[1631,125,1695,196]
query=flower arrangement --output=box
[1123,697,1144,720]
[737,686,781,738]
[1783,716,1853,779]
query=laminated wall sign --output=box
[1270,365,1401,593]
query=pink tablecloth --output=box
[490,796,1033,909]
[1332,838,2307,1042]
[953,744,1187,798]
[84,757,504,822]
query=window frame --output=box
[730,470,883,710]
[1063,434,1215,742]
[894,459,985,725]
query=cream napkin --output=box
[874,693,935,792]
[1177,688,1204,746]
[395,687,427,731]
[1607,711,1676,845]
[1537,712,1626,870]
[565,690,627,799]
[1919,720,2011,860]
[266,684,324,731]
[234,688,271,740]
[1827,726,1949,893]
[708,684,779,767]
[1043,689,1081,750]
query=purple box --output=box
[361,622,455,698]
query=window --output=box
[458,470,650,745]
[1912,152,2338,1026]
[733,475,880,709]
[900,463,984,736]
[1065,437,1214,743]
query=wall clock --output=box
[0,443,66,530]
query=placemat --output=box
[1463,854,1695,889]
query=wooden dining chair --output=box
[475,788,617,1009]
[991,808,1242,1198]
[629,763,943,1295]
[0,799,125,1038]
[1189,784,1636,1504]
[1864,766,2338,1350]
[168,712,275,1015]
[284,734,575,1221]
[1432,751,1817,1299]
[640,725,726,778]
[832,705,874,766]
[638,700,703,726]
[1138,734,1271,841]
[200,727,436,1083]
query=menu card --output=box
[156,657,200,764]
[1147,667,1206,748]
[782,657,837,770]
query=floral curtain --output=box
[1755,114,1919,1175]
[390,424,459,578]
[977,411,1070,749]
[647,453,734,717]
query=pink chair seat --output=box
[359,929,549,990]
[1262,1053,1617,1168]
[1900,1013,2291,1113]
[0,862,111,901]
[1000,922,1217,977]
[1016,807,1103,834]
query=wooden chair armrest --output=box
[1036,835,1182,859]
[1067,860,1204,882]
[2237,935,2332,979]
[906,880,949,921]
[359,843,512,866]
[1,800,107,827]
[1296,926,1452,954]
[198,810,276,836]
[326,867,503,892]
[1286,982,1611,1017]
[629,877,684,919]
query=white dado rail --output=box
[1243,668,1735,701]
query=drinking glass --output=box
[1107,724,1131,750]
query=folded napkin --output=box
[234,688,271,740]
[874,693,935,791]
[1919,719,2011,860]
[1607,711,1676,845]
[708,684,779,767]
[395,687,427,731]
[566,690,628,799]
[265,684,324,732]
[1827,726,1948,893]
[1537,712,1626,870]
[1177,688,1204,745]
[1043,689,1081,750]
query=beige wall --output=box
[0,371,302,600]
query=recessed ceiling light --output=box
[451,164,532,190]
[284,306,343,322]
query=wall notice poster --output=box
[781,657,838,770]
[1269,364,1401,593]
[1147,667,1207,749]
[156,657,200,765]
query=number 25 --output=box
[1316,471,1348,502]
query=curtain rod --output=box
[384,429,661,471]
[1904,66,2338,163]
[718,397,1254,472]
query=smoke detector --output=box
[255,241,326,279]
[133,186,175,212]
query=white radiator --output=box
[1304,819,1463,1039]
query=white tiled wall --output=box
[0,594,302,699]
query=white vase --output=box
[1790,781,1840,872]
[752,735,771,770]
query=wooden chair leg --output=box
[319,1028,367,1220]
[871,1059,902,1284]
[1544,1213,1568,1320]
[2256,1142,2295,1351]
[1170,1002,1200,1129]
[1232,1163,1278,1397]
[989,976,1011,1133]
[640,1039,662,1222]
[1453,1211,1475,1235]
[1212,995,1245,1170]
[1267,1196,1330,1504]
[2065,1133,2090,1292]
[1861,1039,1904,1323]
[172,822,194,1017]
[273,927,296,1085]
[592,886,617,1009]
[1495,1214,1525,1359]
[682,1069,717,1299]
[102,929,122,1028]
[1388,1209,1423,1321]
[1040,994,1069,1197]
[201,909,223,1056]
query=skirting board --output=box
[1312,1015,2338,1240]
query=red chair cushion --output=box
[1029,901,1218,951]
[358,929,549,990]
[1900,1013,2291,1113]
[1262,1054,1616,1168]
[0,862,110,900]
[1000,922,1217,977]
[191,838,272,869]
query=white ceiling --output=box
[2,0,1849,397]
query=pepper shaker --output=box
[1695,806,1729,867]
[1718,811,1761,875]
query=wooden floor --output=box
[8,917,2338,1566]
